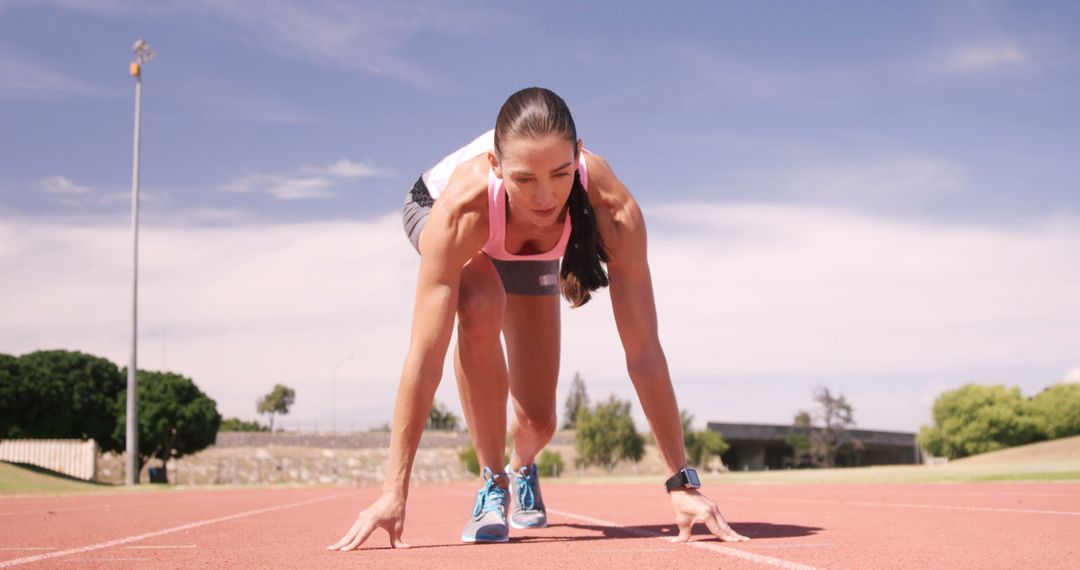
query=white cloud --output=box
[186,207,257,224]
[786,157,967,208]
[321,160,386,179]
[945,41,1026,73]
[190,90,315,125]
[0,49,109,99]
[2,204,1078,432]
[223,159,389,200]
[268,177,335,201]
[28,0,502,92]
[1065,368,1080,384]
[189,0,486,92]
[32,176,165,208]
[39,175,93,195]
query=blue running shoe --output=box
[506,462,547,529]
[461,467,510,543]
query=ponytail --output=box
[491,87,607,306]
[560,170,609,307]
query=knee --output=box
[516,411,557,441]
[457,288,503,341]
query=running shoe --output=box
[506,462,547,529]
[461,466,510,543]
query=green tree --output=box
[1030,383,1080,440]
[219,417,268,432]
[686,429,730,468]
[0,354,20,439]
[575,395,644,473]
[917,383,1042,459]
[786,411,817,467]
[114,370,221,480]
[537,449,565,477]
[13,350,124,451]
[457,443,509,476]
[680,410,729,468]
[788,388,861,468]
[257,384,296,431]
[562,372,589,429]
[427,399,461,431]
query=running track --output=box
[1,482,1078,568]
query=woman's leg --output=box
[503,292,561,470]
[454,251,510,473]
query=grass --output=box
[547,462,1080,486]
[950,434,1080,465]
[1,461,110,496]
[559,435,1080,485]
[0,461,170,497]
[0,461,358,497]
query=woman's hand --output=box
[327,491,411,551]
[669,488,750,542]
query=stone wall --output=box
[96,446,466,485]
[94,431,678,486]
[209,431,576,449]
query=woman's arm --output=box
[587,152,749,543]
[586,152,685,472]
[382,197,485,496]
[329,162,489,551]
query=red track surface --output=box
[1,481,1078,569]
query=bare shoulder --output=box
[422,154,489,257]
[583,150,646,262]
[439,154,490,213]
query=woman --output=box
[329,87,748,549]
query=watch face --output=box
[686,468,700,487]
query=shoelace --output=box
[472,467,508,517]
[514,467,537,510]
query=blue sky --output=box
[2,1,1079,434]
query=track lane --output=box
[1,481,1078,568]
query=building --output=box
[707,422,920,471]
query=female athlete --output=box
[329,87,748,549]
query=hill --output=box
[951,435,1080,465]
[0,461,114,496]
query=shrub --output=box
[918,383,1042,459]
[457,443,509,476]
[1030,383,1080,439]
[537,449,564,477]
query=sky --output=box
[2,0,1079,434]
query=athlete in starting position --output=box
[329,87,749,549]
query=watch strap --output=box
[664,467,699,492]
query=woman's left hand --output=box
[669,488,750,542]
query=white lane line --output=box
[751,543,837,550]
[728,496,1080,517]
[0,492,350,568]
[957,491,1080,498]
[548,508,822,570]
[0,496,227,518]
[598,548,677,553]
[59,558,150,562]
[124,545,197,549]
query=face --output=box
[489,133,582,228]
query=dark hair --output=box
[494,87,609,308]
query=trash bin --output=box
[148,467,168,484]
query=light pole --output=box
[125,39,154,486]
[331,355,354,434]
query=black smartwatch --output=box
[664,467,701,492]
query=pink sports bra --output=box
[423,130,590,261]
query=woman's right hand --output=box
[326,491,410,551]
